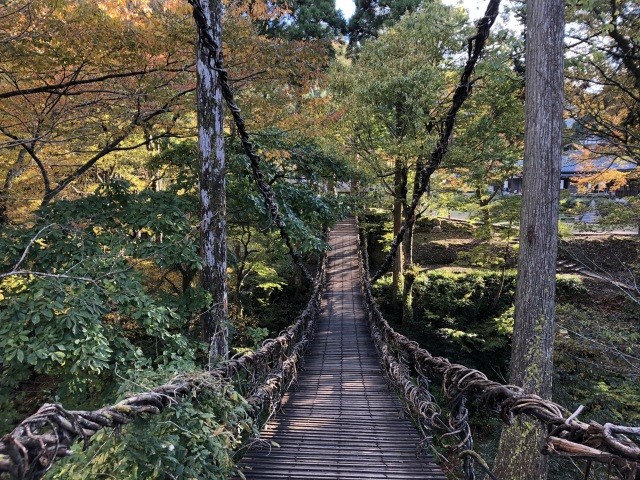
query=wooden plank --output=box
[236,219,446,480]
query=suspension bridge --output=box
[1,218,639,480]
[237,220,446,479]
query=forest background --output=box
[0,0,639,478]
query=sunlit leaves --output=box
[0,0,332,214]
[50,372,257,479]
[564,0,640,164]
[330,4,469,208]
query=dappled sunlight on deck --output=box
[237,219,446,479]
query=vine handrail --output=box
[0,256,327,480]
[356,221,640,480]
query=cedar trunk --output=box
[401,155,422,324]
[196,0,229,363]
[492,0,564,478]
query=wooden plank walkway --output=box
[237,219,446,480]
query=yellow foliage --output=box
[0,0,331,222]
[575,169,629,194]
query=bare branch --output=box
[9,224,57,272]
[0,64,195,100]
[0,270,97,283]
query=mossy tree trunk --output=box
[476,187,498,240]
[492,0,564,478]
[0,149,29,224]
[392,158,407,304]
[402,154,422,324]
[392,100,409,307]
[196,0,229,364]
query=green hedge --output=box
[374,270,588,375]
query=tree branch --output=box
[0,64,194,100]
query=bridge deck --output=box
[237,219,446,479]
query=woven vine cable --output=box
[357,226,481,479]
[449,394,475,479]
[371,0,502,282]
[356,219,640,479]
[188,0,313,284]
[0,256,326,480]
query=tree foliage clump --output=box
[0,183,202,429]
[50,371,256,479]
[331,2,470,303]
[0,0,336,221]
[373,270,517,375]
[347,0,423,53]
[264,0,347,40]
[0,126,351,438]
[565,0,640,164]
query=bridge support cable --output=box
[357,220,640,479]
[371,0,501,283]
[189,0,313,285]
[0,257,327,480]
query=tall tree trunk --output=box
[476,188,493,240]
[392,159,406,304]
[196,0,228,364]
[402,155,423,325]
[403,190,415,268]
[400,216,414,324]
[0,149,29,224]
[492,0,564,478]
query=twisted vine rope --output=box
[188,0,313,284]
[0,256,326,480]
[357,223,640,480]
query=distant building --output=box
[506,122,638,196]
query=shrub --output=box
[376,271,591,377]
[374,270,516,374]
[51,371,256,480]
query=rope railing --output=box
[356,222,640,480]
[0,255,327,480]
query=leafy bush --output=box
[375,270,591,376]
[556,273,589,298]
[0,196,201,429]
[374,270,516,374]
[51,371,256,480]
